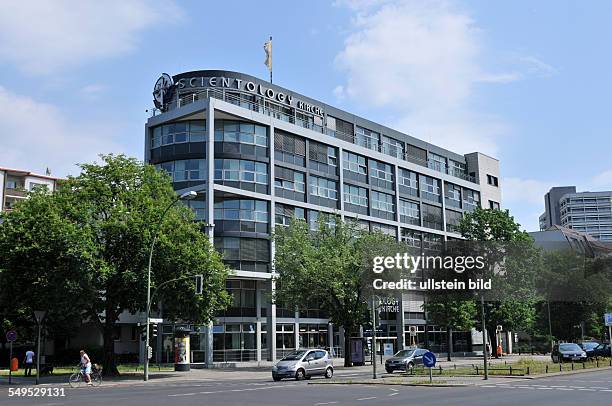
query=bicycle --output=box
[68,364,102,388]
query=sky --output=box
[0,0,611,232]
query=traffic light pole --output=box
[481,295,488,380]
[372,296,377,379]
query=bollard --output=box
[476,366,479,375]
[546,364,548,374]
[582,362,585,369]
[439,366,442,375]
[596,359,599,368]
[454,364,456,370]
[571,362,574,371]
[509,366,513,375]
[527,366,530,375]
[559,363,562,372]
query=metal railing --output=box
[151,89,479,184]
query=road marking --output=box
[589,386,608,389]
[601,390,612,392]
[388,393,398,396]
[168,393,197,397]
[389,388,399,392]
[481,385,497,388]
[555,388,574,391]
[536,387,553,390]
[578,389,596,391]
[356,397,377,401]
[314,402,338,405]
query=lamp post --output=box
[33,310,46,385]
[144,190,197,382]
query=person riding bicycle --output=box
[79,350,93,386]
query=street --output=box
[0,368,610,405]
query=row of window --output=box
[214,119,268,147]
[151,120,206,148]
[156,159,207,182]
[214,159,268,184]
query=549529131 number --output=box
[8,387,65,397]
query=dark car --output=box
[578,342,600,358]
[385,348,429,373]
[551,343,587,363]
[592,343,611,357]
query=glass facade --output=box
[157,159,207,182]
[151,120,206,148]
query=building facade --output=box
[144,70,502,364]
[540,187,612,241]
[0,167,60,213]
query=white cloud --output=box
[334,0,556,158]
[80,84,106,100]
[0,86,122,177]
[502,177,553,205]
[0,0,182,75]
[590,170,612,189]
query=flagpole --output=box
[269,36,273,84]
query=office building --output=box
[540,187,612,241]
[144,70,502,364]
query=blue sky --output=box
[0,0,611,231]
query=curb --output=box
[308,380,473,387]
[528,366,612,379]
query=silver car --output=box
[385,348,430,373]
[272,349,334,381]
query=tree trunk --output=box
[446,326,453,361]
[343,327,352,367]
[102,323,119,376]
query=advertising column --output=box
[174,327,191,371]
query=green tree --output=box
[0,154,230,375]
[273,215,407,367]
[459,208,540,356]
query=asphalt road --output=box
[0,368,610,406]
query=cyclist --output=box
[79,350,93,386]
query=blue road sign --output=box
[423,351,436,368]
[605,313,612,326]
[6,330,17,342]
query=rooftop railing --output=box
[151,89,479,184]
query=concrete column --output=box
[256,284,262,362]
[396,295,406,350]
[294,311,300,350]
[327,322,334,356]
[267,121,277,362]
[205,99,216,368]
[267,279,277,361]
[338,146,345,214]
[205,322,213,367]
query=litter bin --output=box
[10,357,18,372]
[174,327,191,372]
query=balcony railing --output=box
[152,88,479,184]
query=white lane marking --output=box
[589,386,609,389]
[556,388,574,391]
[481,385,497,388]
[168,393,197,397]
[536,387,553,390]
[601,389,612,392]
[388,393,398,397]
[356,397,377,401]
[314,402,338,405]
[578,389,596,391]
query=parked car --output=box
[385,348,430,373]
[272,349,334,381]
[578,342,600,358]
[592,343,611,357]
[551,343,587,363]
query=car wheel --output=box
[406,362,414,373]
[325,367,333,379]
[273,376,281,382]
[385,368,393,374]
[295,369,306,381]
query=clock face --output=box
[153,73,173,108]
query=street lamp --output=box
[33,310,46,385]
[144,190,197,381]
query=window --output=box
[381,135,404,159]
[274,131,306,166]
[28,182,47,191]
[420,175,441,202]
[214,237,270,272]
[274,168,305,193]
[309,176,338,200]
[463,189,480,211]
[184,195,207,221]
[275,204,306,226]
[399,200,420,225]
[448,160,466,177]
[151,120,206,148]
[355,126,379,151]
[445,183,462,209]
[344,184,368,207]
[445,209,462,233]
[428,152,446,172]
[309,210,336,231]
[371,222,397,237]
[309,141,337,166]
[214,120,267,146]
[214,199,268,223]
[398,168,418,197]
[326,116,354,142]
[369,160,393,182]
[422,204,443,230]
[406,144,428,165]
[489,200,500,210]
[371,191,394,213]
[487,174,499,187]
[343,151,367,175]
[214,159,268,184]
[401,229,421,248]
[156,159,207,182]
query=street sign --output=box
[383,343,394,356]
[6,330,17,342]
[148,318,163,324]
[423,351,436,368]
[496,325,503,332]
[605,313,612,326]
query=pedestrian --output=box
[24,349,35,376]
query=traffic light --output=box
[147,345,153,360]
[152,324,158,338]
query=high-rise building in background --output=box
[144,70,502,365]
[540,186,612,241]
